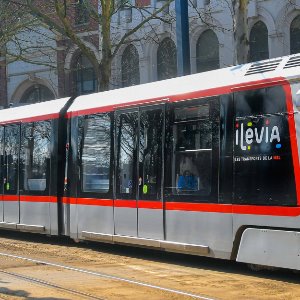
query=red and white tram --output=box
[0,55,299,271]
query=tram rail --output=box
[0,251,215,300]
[0,269,104,300]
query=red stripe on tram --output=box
[20,196,57,203]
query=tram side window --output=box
[165,99,219,202]
[4,125,20,194]
[20,121,51,193]
[80,113,112,194]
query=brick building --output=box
[3,0,99,106]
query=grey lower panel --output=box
[4,201,19,223]
[69,203,78,239]
[0,222,44,232]
[17,224,45,232]
[77,205,114,239]
[114,207,137,237]
[138,208,163,240]
[49,203,59,235]
[20,202,50,231]
[82,231,113,242]
[165,210,233,259]
[0,222,17,229]
[61,203,70,236]
[237,228,300,270]
[81,231,209,256]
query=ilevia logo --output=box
[235,120,282,151]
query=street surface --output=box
[0,231,299,300]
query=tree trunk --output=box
[99,57,112,92]
[233,0,249,65]
[99,0,113,91]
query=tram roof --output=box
[0,97,70,124]
[67,54,300,115]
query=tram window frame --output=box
[19,121,52,195]
[164,97,220,203]
[3,124,20,195]
[233,85,297,206]
[78,112,113,198]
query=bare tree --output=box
[0,1,34,60]
[3,0,175,93]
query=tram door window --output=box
[116,111,138,199]
[4,125,20,195]
[165,98,220,202]
[20,121,51,194]
[139,108,163,200]
[78,113,112,196]
[233,86,297,206]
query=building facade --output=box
[1,0,300,106]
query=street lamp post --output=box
[175,0,191,76]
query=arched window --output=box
[290,15,300,54]
[75,0,89,25]
[157,38,177,80]
[76,54,97,95]
[249,21,269,62]
[21,85,55,104]
[121,44,140,88]
[196,30,219,73]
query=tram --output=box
[0,54,299,271]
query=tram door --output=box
[115,106,164,239]
[115,109,139,236]
[137,106,164,240]
[3,124,20,224]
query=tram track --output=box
[0,269,104,300]
[0,252,215,300]
[1,232,300,300]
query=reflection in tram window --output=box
[4,125,20,194]
[139,109,163,200]
[174,117,212,196]
[20,121,51,192]
[80,114,111,193]
[165,98,220,202]
[116,112,138,199]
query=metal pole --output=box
[175,0,191,76]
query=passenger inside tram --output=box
[177,156,200,193]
